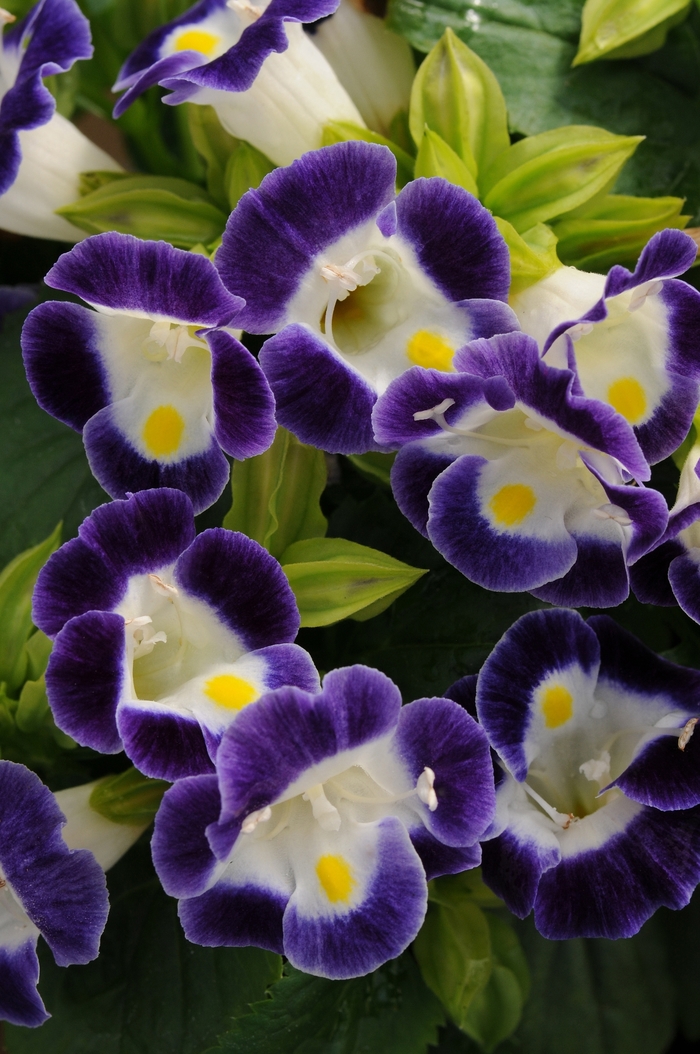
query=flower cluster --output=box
[5,0,700,1031]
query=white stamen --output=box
[413,398,455,422]
[227,0,263,20]
[0,8,16,22]
[523,782,578,829]
[124,615,153,629]
[148,573,179,598]
[241,805,272,834]
[303,783,341,831]
[569,322,594,341]
[629,280,663,313]
[524,417,544,431]
[124,614,167,659]
[592,503,633,527]
[679,717,698,752]
[145,321,208,364]
[579,750,611,783]
[416,766,438,811]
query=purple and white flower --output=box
[33,489,319,782]
[217,141,516,454]
[373,331,667,607]
[22,232,275,513]
[475,608,700,939]
[151,664,495,978]
[0,761,108,1027]
[0,0,122,241]
[512,230,700,465]
[112,0,364,168]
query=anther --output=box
[303,784,341,831]
[417,767,438,811]
[679,717,698,752]
[149,574,179,598]
[241,806,272,834]
[0,8,16,22]
[413,398,455,422]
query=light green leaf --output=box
[225,140,276,211]
[574,0,691,65]
[414,128,480,195]
[0,524,61,696]
[495,217,561,293]
[409,28,510,180]
[551,193,690,271]
[281,537,428,627]
[223,427,327,561]
[89,767,169,827]
[187,104,239,210]
[322,121,416,188]
[56,175,227,249]
[414,877,493,1030]
[482,125,644,232]
[15,673,50,734]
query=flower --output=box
[474,608,700,939]
[55,777,152,872]
[310,0,414,138]
[512,229,700,465]
[0,761,108,1027]
[372,330,667,606]
[217,140,517,454]
[22,232,275,513]
[151,664,495,978]
[33,489,319,781]
[112,0,364,168]
[630,443,700,618]
[0,0,123,241]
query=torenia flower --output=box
[217,141,516,453]
[373,331,668,607]
[33,489,319,782]
[22,232,275,514]
[631,444,700,618]
[151,665,495,978]
[0,0,122,241]
[0,761,108,1027]
[512,230,700,464]
[475,609,700,939]
[310,0,414,137]
[112,0,364,168]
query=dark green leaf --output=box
[5,843,281,1054]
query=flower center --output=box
[320,249,410,355]
[142,321,209,364]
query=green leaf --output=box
[225,140,276,210]
[414,876,493,1030]
[187,104,239,210]
[460,915,529,1051]
[0,524,61,696]
[414,128,479,195]
[322,121,416,188]
[345,451,396,487]
[386,0,700,223]
[481,125,644,232]
[223,427,327,561]
[89,767,169,827]
[551,192,689,271]
[660,890,700,1040]
[0,291,107,570]
[212,954,444,1054]
[56,175,227,249]
[495,218,561,293]
[5,843,282,1054]
[409,28,510,180]
[574,0,691,65]
[281,537,428,627]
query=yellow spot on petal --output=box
[489,484,536,527]
[407,330,455,372]
[316,854,355,904]
[607,377,647,424]
[173,28,221,55]
[142,405,185,458]
[541,684,573,729]
[204,674,258,711]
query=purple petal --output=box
[45,610,125,753]
[530,532,630,608]
[117,702,215,781]
[629,540,683,607]
[254,643,320,694]
[481,826,559,920]
[152,775,222,898]
[604,229,698,299]
[208,329,277,459]
[114,0,225,89]
[389,443,458,537]
[259,325,378,454]
[668,549,700,623]
[173,528,300,651]
[217,142,396,333]
[22,302,109,432]
[0,941,47,1027]
[476,609,600,781]
[395,178,510,304]
[409,829,481,881]
[112,51,201,118]
[179,882,286,954]
[46,234,243,326]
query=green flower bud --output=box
[280,537,427,627]
[224,427,328,561]
[573,0,691,66]
[225,140,276,211]
[187,104,239,210]
[495,218,561,294]
[481,125,644,233]
[57,175,227,249]
[414,128,479,196]
[89,767,169,827]
[409,28,510,182]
